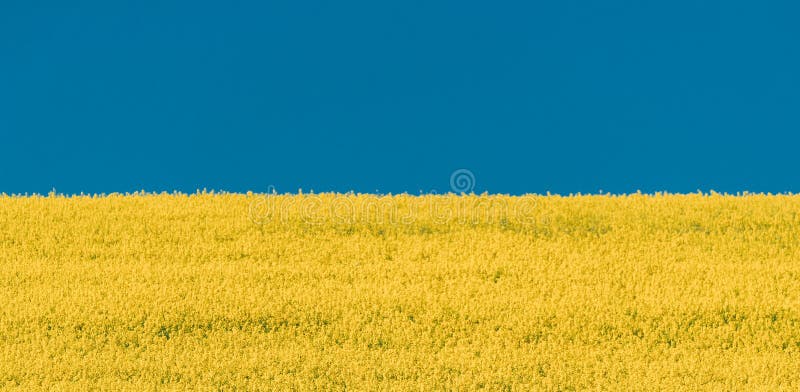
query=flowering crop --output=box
[1,192,800,390]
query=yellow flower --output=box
[1,192,799,389]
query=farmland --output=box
[2,192,800,390]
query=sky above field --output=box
[2,1,799,195]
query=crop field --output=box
[2,192,800,390]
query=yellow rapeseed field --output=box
[2,192,800,390]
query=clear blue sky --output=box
[2,1,798,195]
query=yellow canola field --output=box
[2,192,800,390]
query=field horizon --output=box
[4,190,798,197]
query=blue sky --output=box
[2,1,799,195]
